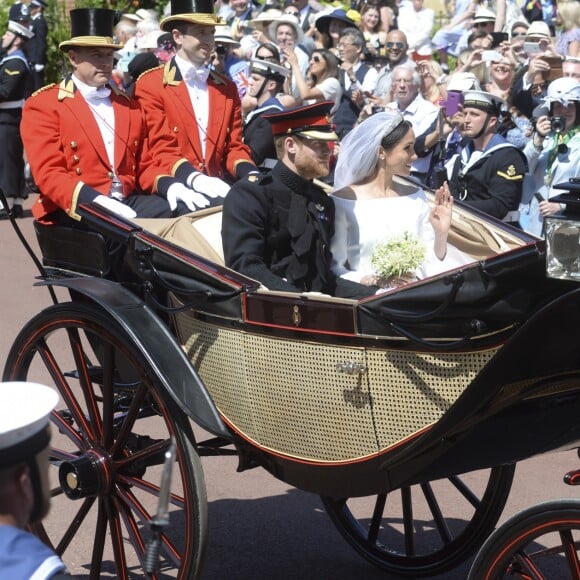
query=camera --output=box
[551,116,566,133]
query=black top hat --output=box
[161,0,223,31]
[263,101,338,141]
[59,8,123,51]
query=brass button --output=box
[132,164,136,171]
[134,140,138,146]
[75,168,82,175]
[70,141,77,150]
[73,155,79,163]
[173,126,178,133]
[107,171,114,178]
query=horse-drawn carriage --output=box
[4,180,580,578]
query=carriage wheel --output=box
[3,302,207,579]
[322,464,515,577]
[468,499,580,579]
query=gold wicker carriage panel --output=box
[175,313,501,463]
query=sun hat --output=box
[268,14,304,43]
[161,0,224,31]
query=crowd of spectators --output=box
[2,0,580,242]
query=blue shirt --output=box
[0,525,67,579]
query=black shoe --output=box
[0,208,9,220]
[12,205,23,218]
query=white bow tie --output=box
[184,67,210,84]
[84,86,112,101]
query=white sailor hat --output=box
[7,20,35,40]
[463,90,504,114]
[446,72,481,92]
[0,382,58,469]
[250,58,290,80]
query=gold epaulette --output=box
[30,83,56,98]
[137,64,164,82]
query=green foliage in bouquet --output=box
[370,232,426,279]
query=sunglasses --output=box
[215,45,226,55]
[511,31,527,38]
[311,55,324,63]
[386,42,405,49]
[473,22,491,28]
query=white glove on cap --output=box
[167,182,210,212]
[189,172,231,199]
[93,195,137,219]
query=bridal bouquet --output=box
[370,232,426,279]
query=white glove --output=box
[93,195,137,219]
[188,172,231,199]
[166,182,210,212]
[34,64,45,72]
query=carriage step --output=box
[564,469,580,485]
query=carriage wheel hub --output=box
[59,450,112,499]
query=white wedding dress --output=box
[331,187,472,283]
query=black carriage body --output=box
[32,201,580,499]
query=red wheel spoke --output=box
[110,383,149,457]
[35,336,95,443]
[117,486,183,568]
[368,493,387,545]
[117,473,185,510]
[90,499,108,580]
[67,327,103,438]
[101,342,116,449]
[50,412,84,449]
[56,497,96,555]
[114,495,147,572]
[105,496,129,579]
[512,552,547,580]
[560,528,580,579]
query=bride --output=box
[331,111,471,287]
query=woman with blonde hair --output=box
[418,60,446,105]
[556,0,580,58]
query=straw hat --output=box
[268,14,304,43]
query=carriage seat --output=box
[34,221,111,277]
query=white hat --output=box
[250,57,290,79]
[250,9,283,28]
[214,26,241,46]
[268,14,304,43]
[137,29,163,49]
[526,21,551,39]
[0,382,58,469]
[447,72,481,92]
[136,8,159,21]
[463,90,504,113]
[544,77,580,106]
[8,20,34,40]
[472,7,496,23]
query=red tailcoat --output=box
[134,60,255,181]
[22,77,190,222]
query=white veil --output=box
[333,111,405,191]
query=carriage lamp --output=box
[545,181,580,281]
[545,215,580,281]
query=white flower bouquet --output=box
[370,232,426,279]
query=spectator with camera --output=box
[520,77,580,236]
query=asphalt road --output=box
[1,198,579,579]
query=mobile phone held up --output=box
[490,32,508,48]
[524,41,542,55]
[444,92,463,117]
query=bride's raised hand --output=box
[430,182,453,235]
